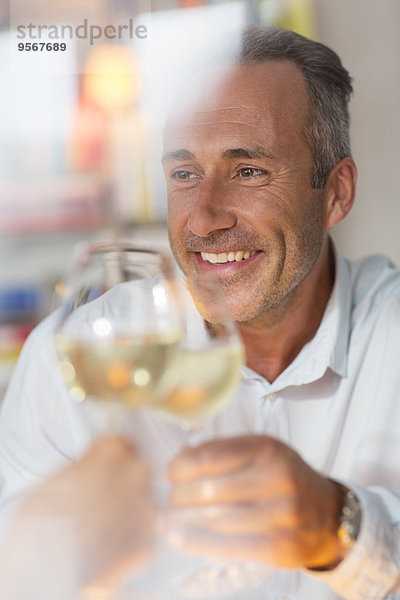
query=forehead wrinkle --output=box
[193,105,267,121]
[196,105,264,113]
[168,118,274,142]
[191,120,262,126]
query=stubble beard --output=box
[169,199,325,325]
[232,202,325,325]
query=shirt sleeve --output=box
[306,483,400,599]
[0,315,92,537]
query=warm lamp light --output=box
[84,44,140,113]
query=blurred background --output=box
[0,0,399,395]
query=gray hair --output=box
[238,27,353,188]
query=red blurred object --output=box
[178,0,204,6]
[70,98,108,173]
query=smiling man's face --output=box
[163,59,328,323]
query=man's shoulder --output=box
[348,253,400,307]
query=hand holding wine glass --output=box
[143,270,274,599]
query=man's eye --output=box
[172,170,199,180]
[237,167,267,178]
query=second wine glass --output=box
[145,271,244,433]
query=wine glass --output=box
[53,243,183,429]
[145,271,244,434]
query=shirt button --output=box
[266,392,276,401]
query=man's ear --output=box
[324,158,357,228]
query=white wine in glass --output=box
[54,244,182,420]
[155,343,243,427]
[145,272,244,431]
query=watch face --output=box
[338,489,362,550]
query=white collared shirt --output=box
[0,246,400,599]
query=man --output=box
[161,27,400,598]
[0,27,399,599]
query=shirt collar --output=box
[242,239,352,390]
[327,240,352,378]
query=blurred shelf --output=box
[0,174,111,235]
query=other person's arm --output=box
[0,437,156,600]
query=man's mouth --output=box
[200,250,258,265]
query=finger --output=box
[61,437,151,503]
[83,436,138,463]
[84,437,151,481]
[167,514,335,570]
[168,435,278,483]
[168,498,295,537]
[170,459,291,507]
[167,524,277,565]
[167,523,307,568]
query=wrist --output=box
[308,481,362,572]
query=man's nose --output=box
[188,179,237,238]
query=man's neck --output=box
[238,239,335,383]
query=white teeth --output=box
[200,250,257,264]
